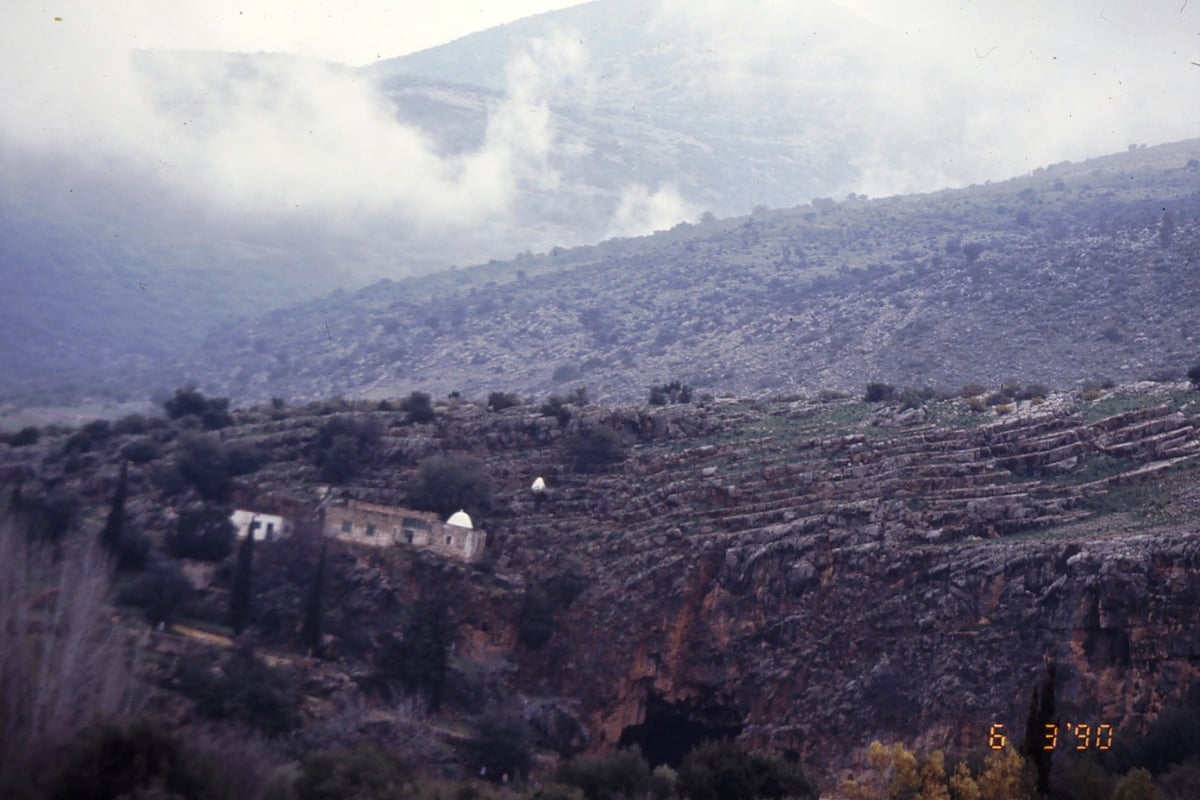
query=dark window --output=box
[341,519,352,534]
[266,522,274,536]
[445,535,452,545]
[366,524,376,537]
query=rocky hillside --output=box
[173,138,1200,408]
[3,379,1200,783]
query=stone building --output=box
[322,498,486,562]
[230,509,292,542]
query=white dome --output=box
[446,510,473,529]
[531,477,546,492]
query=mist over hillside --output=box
[2,0,1197,410]
[172,139,1200,408]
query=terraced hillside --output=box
[2,381,1199,779]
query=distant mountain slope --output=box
[5,0,1197,408]
[180,139,1200,406]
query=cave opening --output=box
[616,695,744,768]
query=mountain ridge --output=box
[162,137,1200,410]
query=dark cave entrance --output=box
[616,695,744,768]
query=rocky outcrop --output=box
[3,383,1198,776]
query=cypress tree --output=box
[100,460,128,557]
[300,541,326,657]
[230,526,255,635]
[1022,655,1057,798]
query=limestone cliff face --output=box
[447,387,1200,769]
[8,384,1194,774]
[527,528,1200,767]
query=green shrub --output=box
[121,437,160,464]
[112,414,149,435]
[864,382,896,403]
[1015,383,1049,402]
[164,387,233,430]
[554,748,652,800]
[313,417,381,485]
[224,444,265,476]
[175,435,234,501]
[677,741,816,800]
[374,599,450,710]
[167,505,235,562]
[295,744,411,800]
[407,454,494,519]
[319,436,359,484]
[172,647,301,737]
[648,381,693,406]
[1189,362,1200,389]
[566,424,626,473]
[517,586,555,649]
[50,720,227,800]
[464,708,534,783]
[487,392,523,411]
[541,395,572,426]
[402,391,436,423]
[118,558,193,625]
[7,426,40,447]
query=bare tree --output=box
[0,518,137,770]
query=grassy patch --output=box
[1044,454,1137,486]
[1079,391,1163,422]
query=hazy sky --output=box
[10,1,583,66]
[3,0,1198,267]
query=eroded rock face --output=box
[5,387,1198,774]
[529,529,1200,767]
[452,392,1200,769]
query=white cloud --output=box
[606,183,693,239]
[1,8,595,234]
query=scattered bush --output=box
[164,387,233,430]
[167,504,236,562]
[959,383,988,398]
[121,437,160,464]
[223,444,265,477]
[118,558,193,626]
[112,414,149,435]
[517,586,556,649]
[962,241,985,263]
[898,387,936,411]
[864,382,897,403]
[1189,362,1200,389]
[16,488,82,543]
[294,744,411,800]
[407,454,494,518]
[566,424,626,473]
[374,598,450,710]
[677,741,816,800]
[1014,384,1049,402]
[49,720,227,800]
[172,647,301,737]
[6,426,40,447]
[313,417,382,485]
[487,392,523,411]
[463,708,534,783]
[175,435,234,502]
[401,391,436,424]
[555,748,653,800]
[541,395,572,426]
[648,381,694,406]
